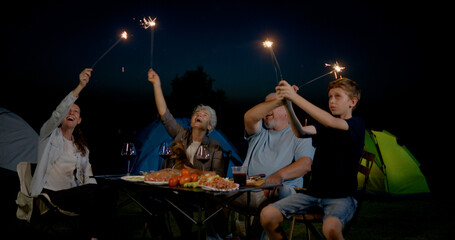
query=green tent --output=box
[358,130,430,195]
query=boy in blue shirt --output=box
[260,78,365,240]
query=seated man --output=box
[229,92,314,238]
[241,92,314,206]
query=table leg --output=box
[163,197,198,225]
[198,202,203,240]
[246,191,251,239]
[121,186,172,238]
[124,191,154,216]
[203,191,243,224]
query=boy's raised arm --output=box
[276,80,349,131]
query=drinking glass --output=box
[121,142,136,176]
[232,166,248,187]
[158,142,172,168]
[195,144,210,175]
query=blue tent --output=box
[132,118,243,178]
[0,108,38,172]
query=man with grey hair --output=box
[243,92,314,200]
[229,91,314,239]
[147,69,224,176]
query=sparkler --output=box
[263,39,283,84]
[286,62,346,138]
[298,62,345,88]
[325,62,345,79]
[140,17,157,68]
[263,39,303,136]
[91,31,128,68]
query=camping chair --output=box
[15,162,79,234]
[288,150,376,240]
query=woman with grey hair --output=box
[147,69,224,177]
[192,104,217,134]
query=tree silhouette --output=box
[168,66,226,120]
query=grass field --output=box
[8,193,453,240]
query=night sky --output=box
[2,1,441,192]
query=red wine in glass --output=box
[158,142,171,168]
[196,145,210,174]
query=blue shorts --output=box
[270,193,358,226]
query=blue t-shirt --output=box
[309,116,365,198]
[243,122,315,189]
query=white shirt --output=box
[30,92,96,196]
[186,141,201,165]
[44,138,78,191]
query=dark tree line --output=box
[168,66,227,121]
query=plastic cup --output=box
[232,166,248,187]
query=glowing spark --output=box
[121,31,128,39]
[326,62,345,73]
[140,17,157,29]
[263,40,273,48]
[325,62,345,79]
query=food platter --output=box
[198,174,239,192]
[144,180,168,185]
[200,183,239,192]
[121,175,145,182]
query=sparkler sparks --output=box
[263,40,273,48]
[325,62,345,79]
[140,17,157,29]
[140,17,157,68]
[91,31,128,69]
[121,31,128,39]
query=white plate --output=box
[121,175,145,182]
[201,183,239,192]
[144,180,168,185]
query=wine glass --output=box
[158,142,172,168]
[195,144,210,175]
[121,142,137,176]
